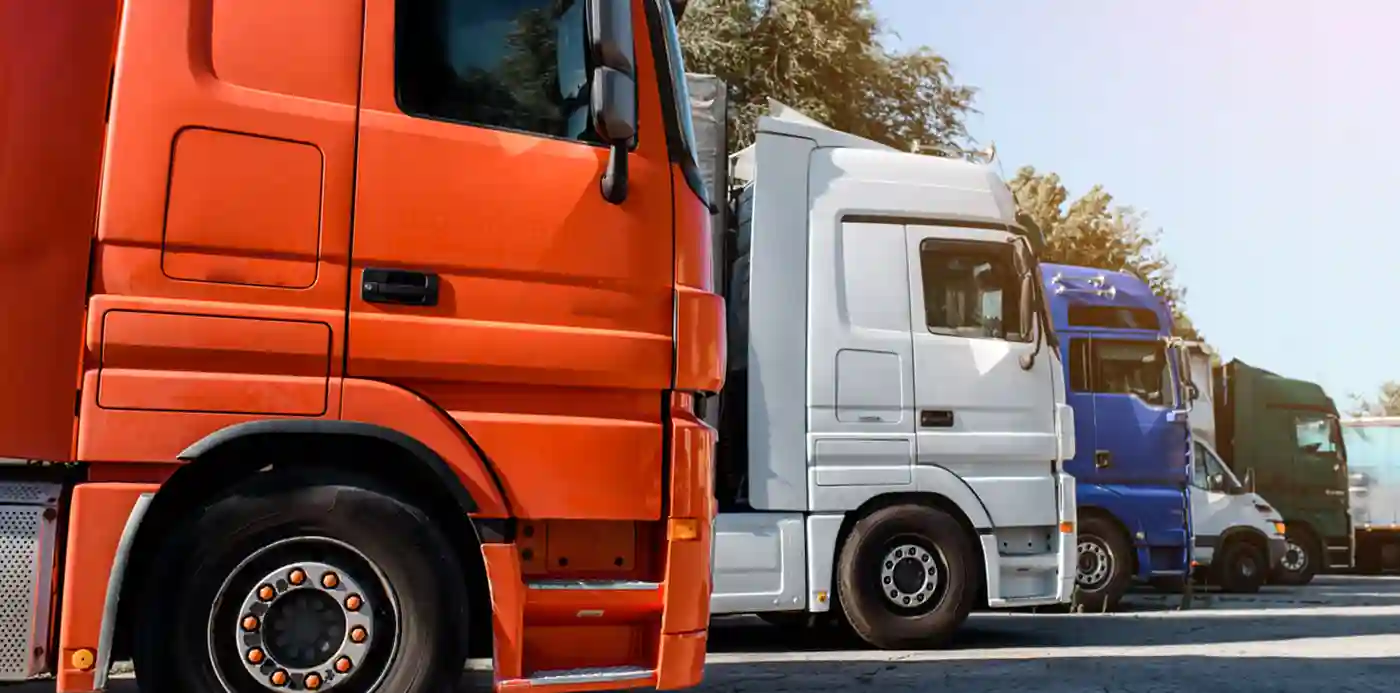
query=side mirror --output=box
[1017,271,1038,370]
[1243,468,1256,493]
[1186,382,1200,402]
[588,0,637,204]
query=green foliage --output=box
[1009,166,1201,340]
[1347,381,1400,417]
[677,0,977,154]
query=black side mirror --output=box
[1186,382,1200,402]
[588,0,637,204]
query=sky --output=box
[872,0,1400,408]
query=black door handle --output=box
[1095,450,1112,469]
[361,268,439,306]
[920,410,954,428]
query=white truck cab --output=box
[1184,342,1288,591]
[695,84,1076,649]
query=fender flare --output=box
[913,464,994,530]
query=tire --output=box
[1271,528,1320,586]
[1216,540,1266,594]
[1074,516,1133,613]
[836,504,975,649]
[132,468,472,693]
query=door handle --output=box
[920,410,954,428]
[362,268,440,307]
[1095,450,1112,469]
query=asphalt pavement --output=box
[12,575,1400,692]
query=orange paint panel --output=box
[455,413,662,521]
[674,287,726,394]
[659,530,713,635]
[162,129,324,289]
[99,309,332,376]
[210,0,363,106]
[97,369,328,416]
[654,630,708,691]
[340,379,509,518]
[77,371,343,463]
[524,587,661,626]
[665,407,717,521]
[481,544,524,681]
[543,520,636,574]
[671,173,714,292]
[57,483,160,693]
[0,0,118,461]
[520,625,648,677]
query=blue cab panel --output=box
[1043,263,1192,578]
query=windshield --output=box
[656,0,699,162]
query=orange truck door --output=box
[348,0,678,520]
[0,1,120,460]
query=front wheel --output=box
[132,469,473,693]
[1074,516,1133,613]
[1271,529,1320,586]
[836,504,975,649]
[1216,540,1265,593]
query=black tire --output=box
[836,504,975,649]
[1271,528,1320,586]
[1216,540,1266,594]
[1074,516,1133,613]
[132,468,472,693]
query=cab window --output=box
[1092,340,1169,407]
[395,0,602,145]
[1294,413,1340,458]
[918,240,1027,342]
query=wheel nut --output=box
[321,571,340,589]
[288,568,306,585]
[241,615,259,632]
[350,626,368,643]
[270,670,288,686]
[257,584,276,601]
[335,656,353,673]
[305,673,323,690]
[247,648,264,664]
[345,594,362,611]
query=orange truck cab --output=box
[0,0,722,691]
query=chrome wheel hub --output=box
[1282,540,1308,572]
[879,543,940,608]
[1077,538,1113,591]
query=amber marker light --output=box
[668,518,699,541]
[1059,521,1075,534]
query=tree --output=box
[678,0,978,154]
[1348,381,1400,417]
[1009,166,1202,341]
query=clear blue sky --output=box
[873,0,1398,407]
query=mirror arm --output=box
[600,143,629,204]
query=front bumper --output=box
[1267,536,1289,570]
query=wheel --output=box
[835,504,975,649]
[1271,528,1320,586]
[132,469,472,693]
[1074,516,1133,612]
[1216,540,1265,593]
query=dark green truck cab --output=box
[1214,359,1353,585]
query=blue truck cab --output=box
[1042,263,1193,612]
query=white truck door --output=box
[1190,440,1234,564]
[904,225,1060,528]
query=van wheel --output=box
[836,504,974,649]
[1272,529,1319,586]
[1217,540,1265,594]
[1075,516,1132,612]
[132,469,472,693]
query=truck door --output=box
[347,0,678,519]
[1061,337,1098,481]
[1291,411,1351,528]
[905,226,1059,528]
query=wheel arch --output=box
[1220,525,1270,554]
[109,420,505,662]
[1076,505,1140,575]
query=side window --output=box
[1091,340,1168,406]
[1068,339,1090,391]
[918,240,1026,342]
[1294,413,1339,457]
[395,0,602,145]
[1191,442,1210,489]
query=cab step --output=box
[497,666,656,691]
[523,579,662,622]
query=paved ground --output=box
[13,575,1400,692]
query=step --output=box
[998,553,1059,571]
[523,580,663,622]
[498,666,656,691]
